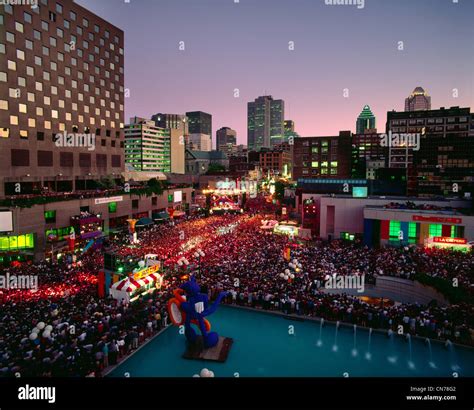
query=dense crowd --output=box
[0,212,473,377]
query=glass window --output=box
[6,32,15,43]
[429,224,442,237]
[389,220,401,238]
[24,12,32,23]
[15,22,24,33]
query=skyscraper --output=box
[356,105,376,134]
[216,127,237,152]
[152,113,188,135]
[247,95,285,151]
[405,87,431,111]
[186,111,212,136]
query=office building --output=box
[356,105,376,134]
[186,111,212,136]
[292,131,352,180]
[216,127,237,152]
[124,116,184,174]
[247,95,285,151]
[405,87,431,112]
[152,113,188,135]
[386,106,473,197]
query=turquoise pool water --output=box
[109,306,474,377]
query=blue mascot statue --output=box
[168,276,228,348]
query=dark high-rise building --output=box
[405,87,431,111]
[356,105,376,134]
[292,131,352,181]
[0,0,125,198]
[152,113,188,135]
[386,106,473,197]
[351,133,388,179]
[247,95,285,151]
[186,111,212,136]
[216,127,237,152]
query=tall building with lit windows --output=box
[247,95,285,151]
[356,105,376,134]
[124,117,184,174]
[0,0,125,198]
[405,87,431,112]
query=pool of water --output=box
[109,306,474,377]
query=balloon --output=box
[284,275,289,280]
[208,371,215,377]
[192,374,200,378]
[279,273,285,278]
[288,263,294,269]
[42,330,51,338]
[284,269,290,275]
[290,274,295,279]
[32,327,39,334]
[200,368,210,378]
[37,322,46,330]
[29,333,37,341]
[45,325,53,331]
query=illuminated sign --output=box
[352,186,368,198]
[412,215,462,224]
[95,196,123,205]
[132,264,160,281]
[433,237,467,245]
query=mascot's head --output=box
[180,275,200,296]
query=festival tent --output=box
[136,217,154,227]
[152,211,170,222]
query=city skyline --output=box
[77,0,474,144]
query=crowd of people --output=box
[0,211,472,377]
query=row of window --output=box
[10,149,122,168]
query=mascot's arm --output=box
[202,291,229,317]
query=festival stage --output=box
[183,336,234,363]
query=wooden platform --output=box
[182,336,233,362]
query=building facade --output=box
[216,126,237,152]
[247,95,285,151]
[386,106,473,197]
[186,111,212,136]
[188,133,212,152]
[259,148,292,177]
[405,87,431,111]
[292,131,352,180]
[124,117,185,174]
[152,113,188,135]
[0,0,125,198]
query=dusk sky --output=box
[77,0,474,145]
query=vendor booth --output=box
[273,221,299,236]
[424,236,471,253]
[110,271,163,303]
